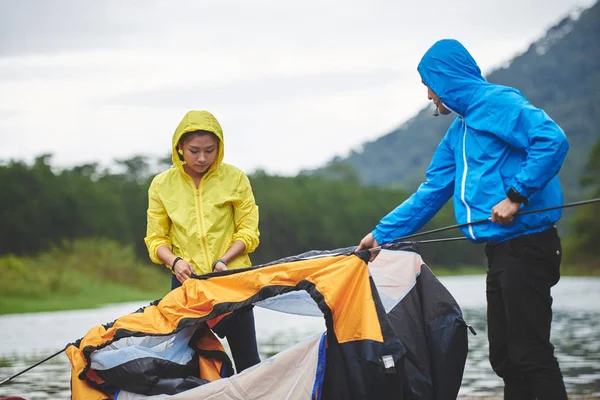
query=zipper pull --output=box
[467,323,477,336]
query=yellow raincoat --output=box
[144,110,259,275]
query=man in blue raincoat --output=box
[357,39,569,399]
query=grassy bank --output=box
[0,239,170,314]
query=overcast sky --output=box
[0,0,595,175]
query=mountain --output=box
[313,1,600,201]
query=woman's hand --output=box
[213,261,228,272]
[213,241,245,272]
[173,259,195,284]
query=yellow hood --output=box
[171,110,225,172]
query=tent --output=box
[66,243,470,399]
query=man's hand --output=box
[491,197,521,225]
[173,259,195,284]
[356,232,381,262]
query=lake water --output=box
[0,275,598,399]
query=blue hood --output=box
[417,39,486,116]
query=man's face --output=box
[426,86,451,115]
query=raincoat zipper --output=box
[182,170,211,272]
[443,102,476,241]
[195,178,211,271]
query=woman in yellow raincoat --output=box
[144,109,261,372]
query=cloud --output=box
[0,1,137,55]
[0,110,24,119]
[0,0,595,175]
[3,0,593,57]
[100,68,401,108]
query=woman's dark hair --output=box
[178,130,219,147]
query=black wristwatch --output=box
[212,259,228,271]
[507,187,528,206]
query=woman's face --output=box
[179,133,218,176]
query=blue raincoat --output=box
[373,39,569,244]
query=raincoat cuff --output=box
[149,241,171,264]
[372,229,386,247]
[232,235,251,254]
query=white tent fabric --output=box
[115,333,325,400]
[368,249,422,312]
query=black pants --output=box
[171,274,261,373]
[485,227,567,400]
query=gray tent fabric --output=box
[387,259,469,399]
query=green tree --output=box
[564,138,600,268]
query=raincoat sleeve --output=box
[485,94,569,198]
[231,173,260,254]
[373,130,456,245]
[144,178,172,264]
